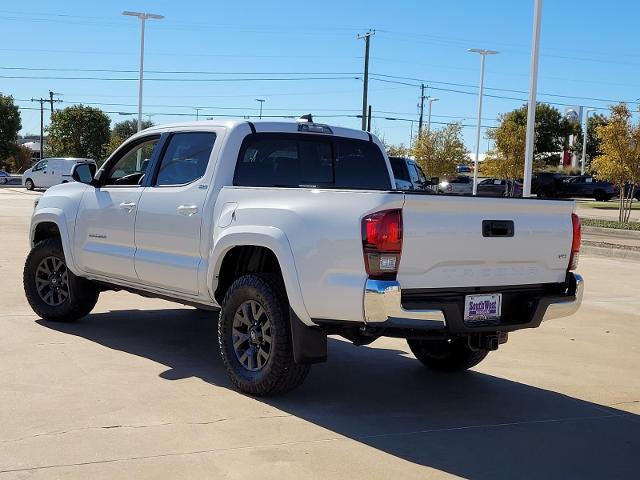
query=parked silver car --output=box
[438,175,472,195]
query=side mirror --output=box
[72,163,96,185]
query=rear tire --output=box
[407,338,489,372]
[23,238,99,322]
[218,274,310,396]
[25,178,34,190]
[594,190,608,202]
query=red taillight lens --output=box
[569,213,581,270]
[362,209,403,278]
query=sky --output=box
[2,0,639,154]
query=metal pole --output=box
[367,105,372,132]
[523,0,543,197]
[137,16,146,132]
[426,98,438,134]
[358,30,374,130]
[580,108,594,175]
[418,83,425,136]
[39,99,44,160]
[472,54,486,196]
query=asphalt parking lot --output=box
[1,189,639,479]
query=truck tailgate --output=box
[398,194,575,289]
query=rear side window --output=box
[155,132,216,186]
[389,157,409,181]
[234,133,391,190]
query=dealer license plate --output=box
[464,294,502,322]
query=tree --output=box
[3,145,33,173]
[494,103,576,165]
[386,143,408,157]
[483,118,528,183]
[0,93,22,170]
[106,119,154,158]
[46,105,111,161]
[572,113,608,171]
[112,119,154,140]
[410,122,468,179]
[591,103,640,222]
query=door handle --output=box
[177,205,199,216]
[119,201,136,212]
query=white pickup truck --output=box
[23,118,584,395]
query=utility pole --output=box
[357,29,375,131]
[417,83,426,136]
[31,95,61,160]
[48,91,61,113]
[256,99,265,119]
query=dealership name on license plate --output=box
[464,293,502,321]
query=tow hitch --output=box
[469,332,508,351]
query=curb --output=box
[582,225,640,240]
[582,243,640,261]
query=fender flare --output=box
[208,226,314,326]
[30,208,81,275]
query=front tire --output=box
[23,238,99,322]
[407,338,489,372]
[218,274,310,396]
[25,178,34,190]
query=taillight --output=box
[569,213,581,270]
[362,209,402,279]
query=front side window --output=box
[34,160,48,171]
[234,133,391,190]
[103,138,159,186]
[155,132,216,186]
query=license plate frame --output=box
[464,293,502,322]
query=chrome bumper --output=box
[363,273,584,329]
[363,279,446,328]
[542,273,584,321]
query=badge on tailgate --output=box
[464,294,502,322]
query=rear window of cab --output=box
[234,133,391,190]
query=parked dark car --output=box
[561,176,618,201]
[531,172,565,198]
[0,170,10,184]
[456,164,472,174]
[477,178,523,197]
[389,156,432,191]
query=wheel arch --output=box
[208,227,313,326]
[30,209,81,275]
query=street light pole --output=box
[580,107,596,175]
[426,97,439,134]
[256,99,265,119]
[469,48,499,195]
[122,11,164,132]
[523,0,543,197]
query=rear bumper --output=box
[363,273,583,333]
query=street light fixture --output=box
[256,99,266,119]
[426,97,439,134]
[468,48,499,195]
[122,11,164,132]
[580,107,596,175]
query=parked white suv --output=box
[23,119,584,395]
[23,157,96,190]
